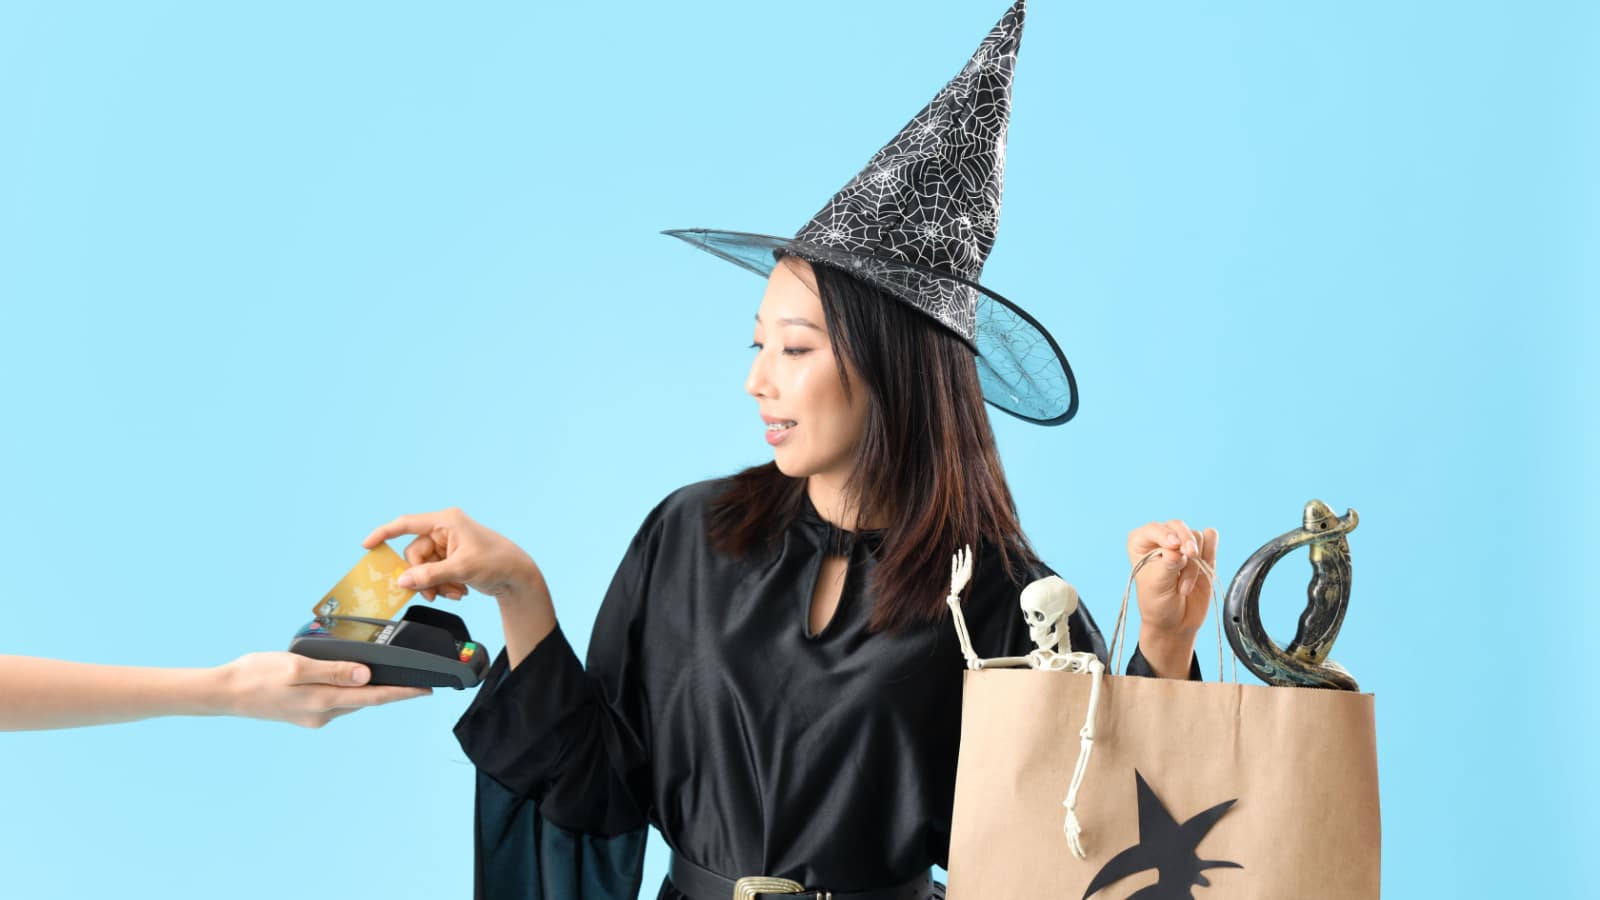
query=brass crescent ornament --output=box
[1222,499,1361,691]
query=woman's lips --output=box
[764,419,796,446]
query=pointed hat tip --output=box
[994,0,1026,49]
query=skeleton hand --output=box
[950,545,973,598]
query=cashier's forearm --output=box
[496,562,560,670]
[0,656,221,731]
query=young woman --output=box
[365,3,1217,897]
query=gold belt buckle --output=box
[732,876,820,900]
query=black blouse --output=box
[455,478,1176,899]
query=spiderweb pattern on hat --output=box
[666,0,1078,425]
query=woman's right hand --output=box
[363,508,540,603]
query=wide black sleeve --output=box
[454,505,663,837]
[469,764,646,900]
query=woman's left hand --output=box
[1127,520,1218,675]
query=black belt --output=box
[668,854,938,900]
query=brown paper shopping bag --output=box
[945,554,1381,899]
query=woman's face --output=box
[746,258,869,482]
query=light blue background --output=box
[1,1,1592,897]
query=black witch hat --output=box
[665,0,1078,425]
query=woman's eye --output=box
[750,342,810,357]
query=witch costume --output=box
[454,4,1193,898]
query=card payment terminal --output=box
[288,604,489,689]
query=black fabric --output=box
[455,478,1195,898]
[668,852,935,900]
[474,767,647,900]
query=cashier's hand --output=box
[363,507,539,603]
[216,652,430,729]
[1127,520,1218,677]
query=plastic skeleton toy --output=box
[944,548,1101,676]
[944,546,1106,859]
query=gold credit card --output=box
[313,544,416,623]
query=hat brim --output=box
[664,228,1078,426]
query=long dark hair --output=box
[707,258,1038,633]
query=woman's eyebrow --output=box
[753,313,823,331]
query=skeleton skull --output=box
[1019,575,1079,653]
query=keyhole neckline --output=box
[797,490,886,557]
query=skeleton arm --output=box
[944,548,1108,860]
[945,546,1031,669]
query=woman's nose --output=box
[745,350,774,400]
